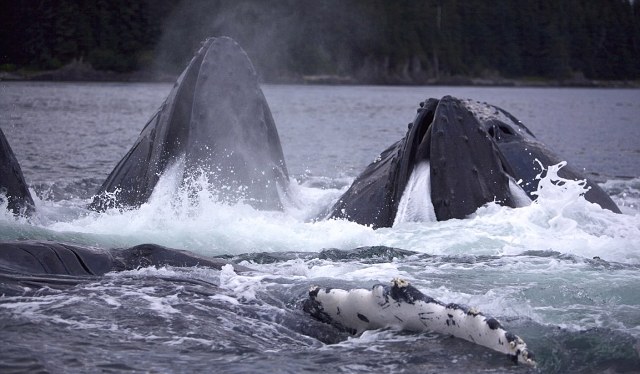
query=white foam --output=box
[0,190,32,224]
[42,165,377,255]
[0,294,109,329]
[377,162,640,264]
[219,264,267,302]
[8,156,639,267]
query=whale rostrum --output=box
[90,37,289,212]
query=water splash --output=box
[393,161,436,226]
[3,160,638,265]
[38,162,375,255]
[383,162,640,263]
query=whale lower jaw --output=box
[303,278,536,367]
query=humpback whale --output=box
[90,37,289,212]
[0,239,536,367]
[327,96,620,228]
[0,128,34,216]
[303,278,536,366]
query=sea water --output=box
[0,82,639,373]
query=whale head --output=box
[328,96,620,228]
[90,37,289,212]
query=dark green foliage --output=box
[0,0,176,72]
[1,0,638,81]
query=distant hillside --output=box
[1,0,639,84]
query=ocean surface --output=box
[1,81,640,373]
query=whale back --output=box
[0,241,250,296]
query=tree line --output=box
[1,0,639,82]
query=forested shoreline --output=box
[1,0,639,84]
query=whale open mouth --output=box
[402,96,518,221]
[328,94,620,227]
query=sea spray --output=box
[8,160,636,265]
[383,162,640,263]
[43,162,376,255]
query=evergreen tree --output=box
[1,0,638,82]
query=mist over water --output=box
[1,82,639,373]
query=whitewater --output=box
[1,82,639,373]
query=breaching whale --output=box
[303,278,536,366]
[90,37,289,212]
[0,127,34,216]
[327,96,620,228]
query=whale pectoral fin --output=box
[430,96,514,220]
[304,278,536,367]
